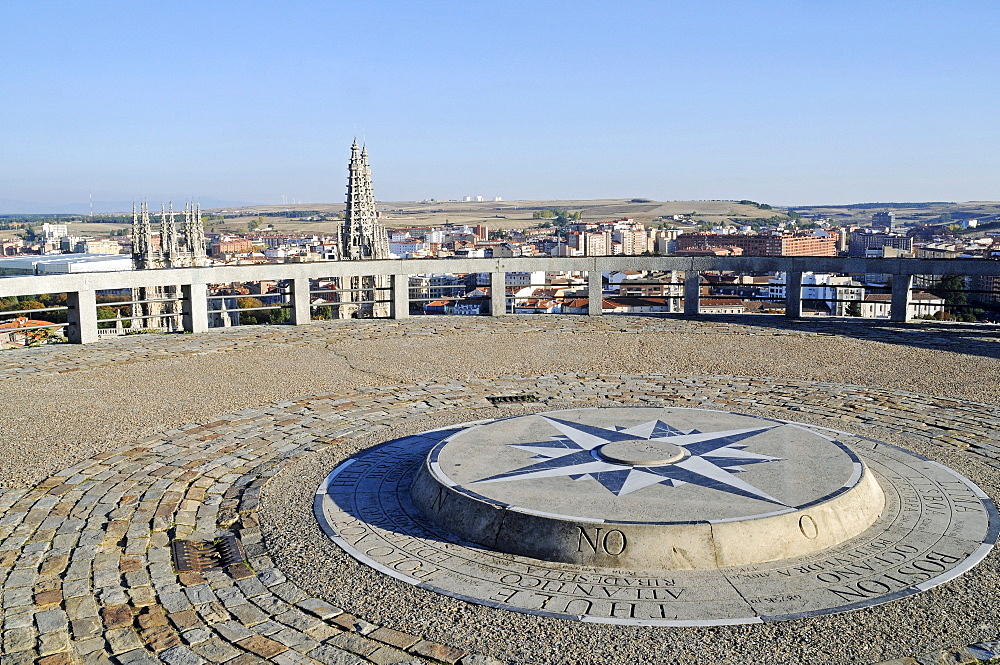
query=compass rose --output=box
[472,415,786,504]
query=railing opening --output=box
[0,291,69,347]
[309,276,391,320]
[208,281,293,328]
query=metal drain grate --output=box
[488,394,539,405]
[171,535,244,572]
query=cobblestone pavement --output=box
[2,316,1000,664]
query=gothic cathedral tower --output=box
[337,140,390,318]
[340,139,389,261]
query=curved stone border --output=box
[316,410,997,626]
[0,370,999,664]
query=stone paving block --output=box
[106,626,145,655]
[276,607,324,632]
[99,603,133,630]
[182,584,215,605]
[270,627,322,652]
[158,644,208,665]
[35,608,70,634]
[135,605,169,630]
[0,650,35,665]
[115,649,161,665]
[2,624,36,653]
[304,623,341,642]
[36,653,76,665]
[75,636,107,655]
[368,645,423,665]
[213,619,253,642]
[236,634,289,658]
[272,653,324,665]
[327,631,381,657]
[159,591,193,614]
[408,640,469,664]
[330,613,372,634]
[189,636,243,662]
[71,615,104,639]
[369,626,421,650]
[181,626,213,646]
[141,624,183,652]
[308,644,366,665]
[167,609,202,632]
[249,619,284,636]
[227,601,269,626]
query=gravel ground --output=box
[2,316,999,490]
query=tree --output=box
[933,275,967,306]
[269,307,291,324]
[236,297,265,324]
[845,301,862,317]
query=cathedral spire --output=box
[162,201,179,266]
[340,140,388,261]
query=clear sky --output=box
[2,1,999,210]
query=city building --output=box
[848,231,913,257]
[871,211,895,231]
[675,233,838,257]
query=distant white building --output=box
[0,253,133,276]
[42,223,69,241]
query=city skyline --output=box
[3,1,999,210]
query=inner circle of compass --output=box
[431,407,860,523]
[595,439,688,466]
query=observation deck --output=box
[2,272,1000,664]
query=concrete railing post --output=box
[182,283,209,334]
[683,271,700,316]
[66,289,98,344]
[890,274,913,322]
[785,271,803,318]
[490,272,506,316]
[588,271,603,316]
[392,273,410,319]
[290,277,312,325]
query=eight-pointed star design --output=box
[472,415,786,504]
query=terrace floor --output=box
[2,315,1000,665]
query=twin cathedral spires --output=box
[131,201,208,270]
[339,138,389,261]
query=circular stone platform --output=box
[316,407,998,626]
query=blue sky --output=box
[2,1,999,209]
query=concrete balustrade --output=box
[0,255,996,343]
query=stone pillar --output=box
[683,271,700,316]
[66,289,98,344]
[890,274,913,322]
[587,271,603,316]
[785,271,803,319]
[490,272,506,316]
[182,283,209,334]
[289,277,312,325]
[392,273,410,319]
